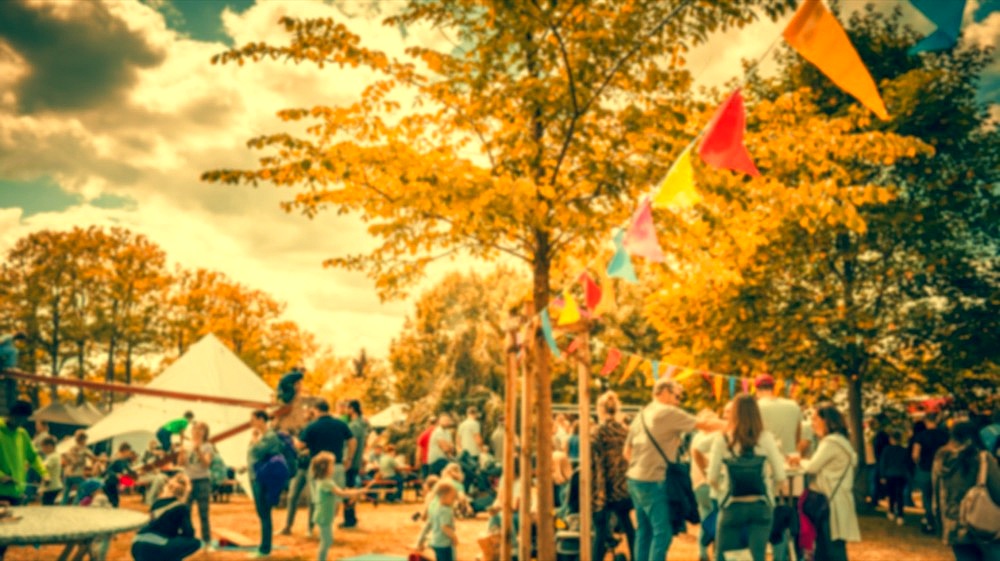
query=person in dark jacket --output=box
[931,422,1000,561]
[131,473,201,561]
[248,409,285,559]
[878,431,910,524]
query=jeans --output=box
[814,515,848,561]
[885,476,906,517]
[342,467,360,526]
[432,545,455,561]
[914,468,935,527]
[694,484,714,559]
[953,543,1000,561]
[628,479,673,561]
[716,501,773,561]
[251,480,273,554]
[285,467,314,532]
[62,475,85,505]
[156,428,173,452]
[593,498,635,561]
[186,478,211,543]
[318,522,334,561]
[131,535,201,561]
[41,490,60,505]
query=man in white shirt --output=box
[427,414,455,476]
[456,406,484,460]
[755,374,802,561]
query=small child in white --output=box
[310,452,371,561]
[38,437,63,505]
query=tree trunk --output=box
[105,336,117,410]
[76,341,86,406]
[125,339,133,387]
[49,304,60,378]
[531,243,555,561]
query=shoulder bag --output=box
[800,439,851,525]
[640,408,700,526]
[959,451,1000,541]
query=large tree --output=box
[204,2,797,551]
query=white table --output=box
[0,506,147,561]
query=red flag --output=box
[600,348,623,377]
[579,272,603,311]
[698,89,760,177]
[566,338,583,356]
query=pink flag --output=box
[624,199,665,262]
[698,89,760,177]
[566,338,583,356]
[579,273,603,312]
[600,348,623,377]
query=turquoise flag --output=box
[539,309,561,358]
[607,230,638,283]
[908,0,966,53]
[651,360,660,381]
[729,377,737,398]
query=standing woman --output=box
[798,404,860,561]
[247,410,285,559]
[183,422,214,550]
[592,391,635,561]
[707,394,786,561]
[932,422,1000,561]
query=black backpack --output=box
[723,438,767,499]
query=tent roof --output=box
[71,401,104,425]
[75,334,273,485]
[32,402,89,426]
[369,403,409,429]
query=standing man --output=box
[247,410,285,559]
[417,416,437,478]
[624,380,723,561]
[341,400,368,529]
[754,373,802,561]
[427,414,456,476]
[0,332,26,371]
[282,400,354,536]
[0,400,48,560]
[489,415,506,461]
[456,406,484,461]
[912,411,949,534]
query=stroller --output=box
[458,453,502,515]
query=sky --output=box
[0,0,997,358]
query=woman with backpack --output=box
[931,421,1000,561]
[707,393,786,561]
[183,422,214,551]
[794,404,860,561]
[248,409,287,559]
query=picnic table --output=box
[0,506,147,561]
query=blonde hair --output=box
[310,451,335,480]
[443,462,464,481]
[164,473,191,500]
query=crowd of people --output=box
[1,362,998,561]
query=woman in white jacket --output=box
[798,404,861,561]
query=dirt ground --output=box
[6,494,955,561]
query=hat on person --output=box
[754,374,776,389]
[10,400,32,418]
[277,371,304,404]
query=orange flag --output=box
[713,375,724,402]
[783,0,889,120]
[600,348,623,377]
[619,355,644,384]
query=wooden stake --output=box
[501,326,519,561]
[518,347,533,561]
[575,330,593,561]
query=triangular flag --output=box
[557,290,581,326]
[729,377,737,398]
[674,368,695,382]
[741,378,750,393]
[580,273,603,312]
[594,267,617,316]
[539,309,561,358]
[662,364,676,380]
[653,145,701,208]
[698,89,760,177]
[624,199,665,262]
[713,375,724,402]
[774,377,784,397]
[783,0,890,120]
[642,361,655,386]
[652,360,661,381]
[620,355,643,384]
[607,230,638,283]
[786,379,794,398]
[600,348,623,377]
[908,0,966,53]
[565,337,583,356]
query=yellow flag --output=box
[674,367,696,382]
[653,145,700,209]
[642,361,654,386]
[557,290,581,326]
[594,267,617,316]
[774,378,785,396]
[713,375,724,402]
[783,0,890,120]
[619,355,644,384]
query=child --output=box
[310,451,370,561]
[477,504,502,561]
[78,478,113,559]
[418,482,459,561]
[38,437,63,505]
[412,475,441,522]
[62,429,96,505]
[879,430,910,524]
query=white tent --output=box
[75,334,272,492]
[368,403,409,429]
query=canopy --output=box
[68,334,272,492]
[32,402,93,426]
[368,403,409,429]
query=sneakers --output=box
[896,516,904,526]
[887,513,895,522]
[278,527,292,536]
[247,552,269,559]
